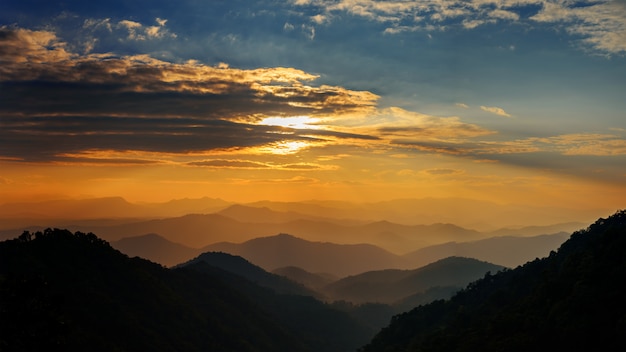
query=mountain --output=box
[0,197,149,220]
[218,204,364,225]
[0,212,484,253]
[249,198,606,231]
[402,232,570,268]
[70,213,262,247]
[179,252,317,297]
[111,233,201,267]
[360,210,626,352]
[142,197,231,216]
[323,257,505,304]
[204,233,406,277]
[272,266,338,291]
[0,228,373,352]
[487,222,587,237]
[0,228,303,351]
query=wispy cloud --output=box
[480,105,512,118]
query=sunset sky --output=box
[1,0,625,210]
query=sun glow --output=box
[259,116,321,129]
[259,140,311,155]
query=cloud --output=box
[0,26,379,162]
[480,105,512,117]
[116,18,177,41]
[187,159,272,169]
[530,133,626,156]
[291,0,626,55]
[423,168,465,176]
[456,103,469,109]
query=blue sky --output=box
[1,0,625,208]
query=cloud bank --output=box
[292,0,626,55]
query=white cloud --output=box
[291,0,626,55]
[117,18,176,41]
[480,105,512,117]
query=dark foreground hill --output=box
[0,229,371,352]
[178,251,319,297]
[361,210,626,352]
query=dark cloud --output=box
[0,27,378,162]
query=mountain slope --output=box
[204,233,405,277]
[0,229,304,351]
[272,266,338,291]
[361,211,626,352]
[111,233,201,267]
[323,257,504,304]
[0,228,373,352]
[179,251,318,297]
[403,232,569,268]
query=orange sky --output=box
[1,25,625,215]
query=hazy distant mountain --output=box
[0,211,483,253]
[0,197,151,220]
[361,211,626,352]
[487,222,586,237]
[272,266,338,291]
[142,197,231,216]
[72,214,263,247]
[249,198,606,231]
[111,233,201,267]
[0,197,232,223]
[403,233,570,268]
[0,197,606,235]
[218,204,364,225]
[179,252,317,297]
[204,234,405,277]
[323,257,504,304]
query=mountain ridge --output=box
[360,210,626,351]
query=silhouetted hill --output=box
[361,211,626,352]
[179,252,318,297]
[0,229,304,351]
[111,233,201,267]
[204,233,405,277]
[403,232,570,268]
[323,257,504,304]
[272,266,338,291]
[0,228,373,352]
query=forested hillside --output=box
[0,229,370,351]
[361,210,626,352]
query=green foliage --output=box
[361,210,626,352]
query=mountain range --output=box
[113,231,571,276]
[0,196,597,232]
[361,210,626,351]
[2,210,625,351]
[0,229,371,351]
[322,257,505,304]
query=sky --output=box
[1,0,625,211]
